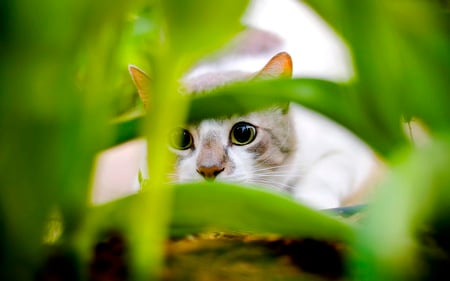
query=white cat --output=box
[129,52,376,209]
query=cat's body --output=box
[130,52,376,209]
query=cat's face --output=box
[168,107,296,191]
[129,52,295,191]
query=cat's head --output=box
[129,52,297,192]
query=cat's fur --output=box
[129,52,376,209]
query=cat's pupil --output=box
[170,128,193,150]
[231,122,256,145]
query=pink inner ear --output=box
[258,52,293,79]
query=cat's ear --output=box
[128,65,150,109]
[256,52,292,79]
[256,52,292,113]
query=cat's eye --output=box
[169,128,193,150]
[230,122,257,145]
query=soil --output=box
[37,232,346,281]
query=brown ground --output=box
[85,232,346,281]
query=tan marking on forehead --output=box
[202,131,220,148]
[197,120,226,144]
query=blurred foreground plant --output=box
[0,0,449,281]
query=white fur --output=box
[289,105,375,208]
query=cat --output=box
[129,52,376,209]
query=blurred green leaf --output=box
[162,0,249,66]
[111,78,407,156]
[122,1,252,279]
[111,115,144,146]
[303,0,450,133]
[0,0,137,278]
[352,136,450,281]
[188,78,407,156]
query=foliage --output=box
[0,0,448,281]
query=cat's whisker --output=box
[261,174,298,178]
[252,178,289,186]
[256,170,304,178]
[251,164,293,173]
[252,165,290,172]
[245,178,293,192]
[223,175,250,183]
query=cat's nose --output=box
[196,165,224,180]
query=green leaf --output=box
[111,115,143,146]
[170,182,355,241]
[162,0,250,64]
[188,78,408,156]
[351,136,450,281]
[74,182,355,257]
[303,0,450,132]
[0,0,137,278]
[111,78,408,156]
